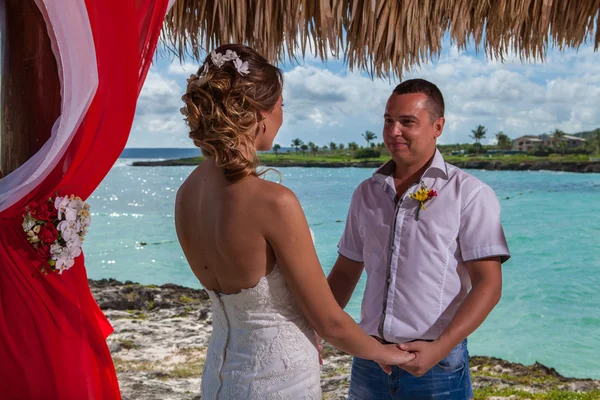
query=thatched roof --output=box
[162,0,600,78]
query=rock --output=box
[198,308,210,320]
[108,342,121,353]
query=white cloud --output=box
[168,62,201,76]
[126,71,191,148]
[127,45,600,148]
[308,108,324,126]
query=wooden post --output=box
[0,0,61,178]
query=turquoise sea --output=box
[84,154,600,379]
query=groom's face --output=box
[383,93,444,164]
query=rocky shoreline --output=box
[131,158,600,173]
[91,279,600,400]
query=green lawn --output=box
[261,152,594,164]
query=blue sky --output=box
[127,39,600,148]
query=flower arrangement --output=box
[22,195,91,274]
[409,182,438,221]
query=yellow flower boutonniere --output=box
[409,182,438,221]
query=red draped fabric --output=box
[0,1,170,398]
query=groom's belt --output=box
[372,336,433,344]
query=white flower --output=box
[69,198,85,212]
[210,50,226,68]
[55,196,70,220]
[50,243,63,257]
[62,228,77,243]
[55,255,75,274]
[234,58,250,75]
[57,220,72,233]
[67,235,82,251]
[208,50,250,75]
[64,207,78,222]
[22,215,36,231]
[223,50,238,61]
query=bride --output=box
[175,44,414,399]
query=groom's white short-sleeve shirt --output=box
[338,149,510,343]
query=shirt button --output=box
[387,278,391,283]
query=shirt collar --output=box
[373,149,448,182]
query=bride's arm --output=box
[262,186,413,367]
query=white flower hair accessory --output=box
[180,50,250,117]
[210,49,250,75]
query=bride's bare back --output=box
[175,159,281,294]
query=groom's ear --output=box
[433,117,445,138]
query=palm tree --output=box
[291,138,303,154]
[329,142,338,151]
[338,143,345,150]
[495,131,512,150]
[300,144,308,156]
[362,131,377,147]
[308,142,318,156]
[470,125,487,155]
[348,142,359,151]
[272,143,281,156]
[552,129,567,155]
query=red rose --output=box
[427,190,438,199]
[36,206,51,221]
[39,224,59,244]
[35,244,51,259]
[28,202,40,216]
[44,201,58,221]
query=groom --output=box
[327,79,510,399]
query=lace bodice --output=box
[201,266,321,399]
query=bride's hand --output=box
[314,331,323,365]
[376,344,415,374]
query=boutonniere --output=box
[409,182,437,221]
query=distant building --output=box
[512,134,586,151]
[542,135,586,149]
[512,136,543,152]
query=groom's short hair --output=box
[393,79,444,122]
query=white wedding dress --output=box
[201,266,322,399]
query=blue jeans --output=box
[348,339,473,400]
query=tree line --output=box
[272,127,600,157]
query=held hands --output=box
[376,344,416,375]
[396,340,449,377]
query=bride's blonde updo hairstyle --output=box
[181,44,283,182]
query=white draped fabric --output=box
[0,0,177,212]
[0,0,98,212]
